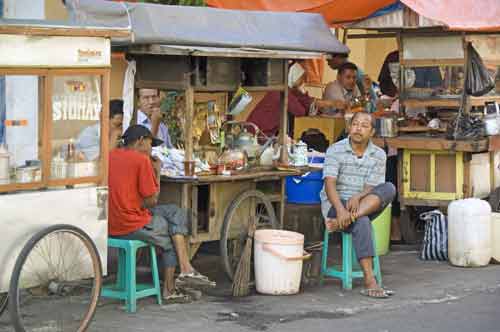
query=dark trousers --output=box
[327,183,396,260]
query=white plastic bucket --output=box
[254,229,310,295]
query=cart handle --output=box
[262,244,311,261]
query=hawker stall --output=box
[345,5,500,243]
[0,19,128,331]
[71,1,349,279]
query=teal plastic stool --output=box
[320,225,382,290]
[102,239,162,312]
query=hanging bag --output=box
[420,210,448,261]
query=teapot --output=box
[290,141,308,167]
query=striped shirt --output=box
[320,138,386,218]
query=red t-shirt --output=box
[108,148,159,236]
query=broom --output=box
[232,219,256,297]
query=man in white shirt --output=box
[137,88,173,148]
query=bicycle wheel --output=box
[9,224,102,332]
[220,190,278,280]
[0,293,7,316]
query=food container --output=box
[375,117,398,138]
[15,166,42,183]
[51,154,67,179]
[484,105,500,136]
[0,145,10,185]
[67,161,98,178]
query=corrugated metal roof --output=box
[127,44,325,59]
[65,0,349,55]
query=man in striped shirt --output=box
[320,111,395,298]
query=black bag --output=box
[466,44,495,97]
[420,210,448,261]
[300,128,330,152]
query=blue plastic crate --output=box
[286,170,323,204]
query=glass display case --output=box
[0,71,107,192]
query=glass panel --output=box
[402,65,465,98]
[0,75,43,185]
[51,75,102,179]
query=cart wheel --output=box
[9,224,102,332]
[0,293,7,316]
[400,207,418,244]
[220,190,278,280]
[489,187,500,212]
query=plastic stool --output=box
[320,225,382,290]
[102,239,162,312]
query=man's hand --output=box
[337,206,352,230]
[151,106,162,124]
[346,194,362,216]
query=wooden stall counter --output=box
[372,135,490,153]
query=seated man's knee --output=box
[385,182,397,201]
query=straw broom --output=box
[232,219,256,297]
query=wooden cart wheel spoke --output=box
[220,189,278,281]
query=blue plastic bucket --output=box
[286,170,324,204]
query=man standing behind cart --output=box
[320,111,395,298]
[137,88,173,148]
[108,124,215,303]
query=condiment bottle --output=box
[67,138,76,162]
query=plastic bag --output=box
[466,44,495,97]
[420,210,448,261]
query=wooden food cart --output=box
[0,19,128,331]
[346,5,500,242]
[89,3,351,279]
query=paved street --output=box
[1,249,499,332]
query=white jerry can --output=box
[448,198,492,267]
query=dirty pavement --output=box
[2,247,496,332]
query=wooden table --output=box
[158,168,302,278]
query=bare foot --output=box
[324,218,340,232]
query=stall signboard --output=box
[0,34,110,67]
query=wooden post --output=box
[100,69,111,185]
[461,38,471,114]
[184,84,194,162]
[279,60,289,164]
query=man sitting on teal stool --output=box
[320,111,395,298]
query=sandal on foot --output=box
[360,288,390,299]
[163,288,192,304]
[176,270,216,288]
[383,288,395,296]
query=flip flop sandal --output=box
[360,288,390,299]
[176,271,216,288]
[163,289,192,304]
[383,288,395,296]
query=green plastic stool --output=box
[102,238,162,313]
[320,224,382,290]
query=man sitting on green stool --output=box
[320,111,395,298]
[109,125,215,304]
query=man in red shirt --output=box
[109,125,214,303]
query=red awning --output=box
[402,0,500,32]
[206,0,500,32]
[205,0,394,25]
